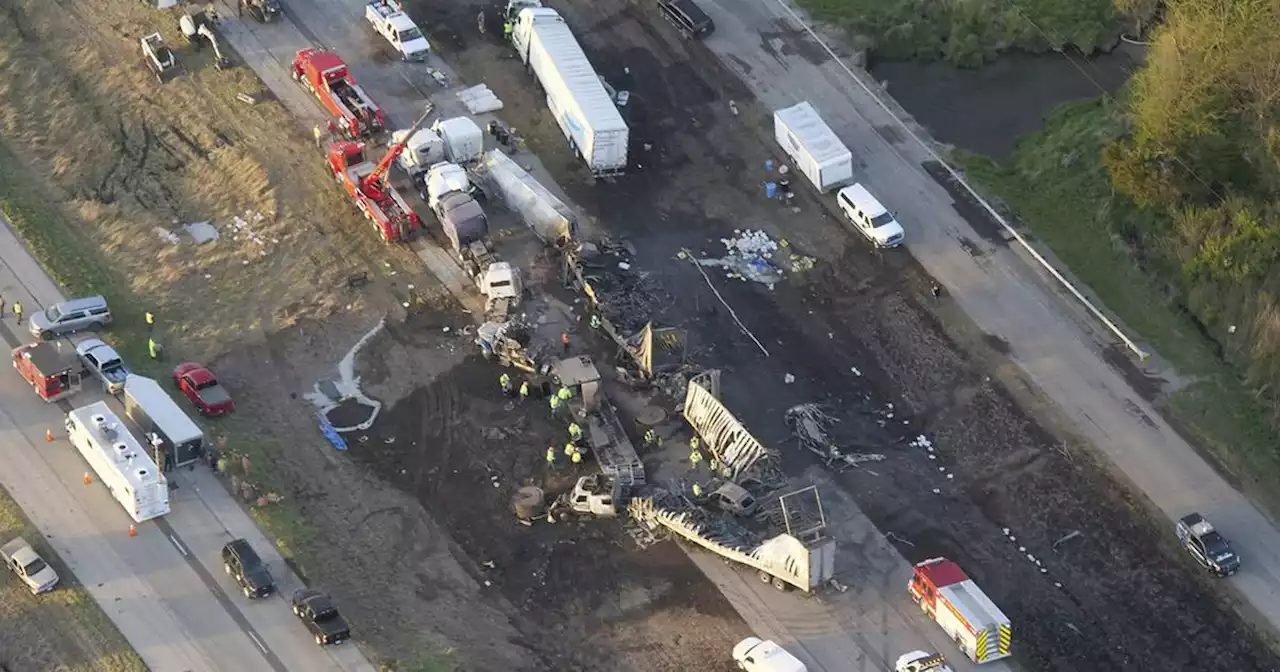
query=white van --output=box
[732,637,808,672]
[836,183,904,248]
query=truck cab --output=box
[291,589,351,646]
[365,0,430,61]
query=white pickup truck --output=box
[1,536,59,595]
[365,0,430,61]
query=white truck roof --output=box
[938,578,1010,632]
[774,102,850,168]
[732,637,808,672]
[124,374,203,444]
[69,402,165,491]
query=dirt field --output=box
[0,485,145,672]
[411,0,1280,669]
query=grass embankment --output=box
[0,484,147,672]
[796,0,1119,66]
[957,98,1280,515]
[0,0,454,668]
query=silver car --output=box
[75,338,129,394]
[28,296,113,340]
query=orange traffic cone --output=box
[128,524,137,538]
[83,472,92,485]
[45,429,53,442]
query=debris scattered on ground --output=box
[785,403,886,470]
[182,220,220,244]
[229,210,273,257]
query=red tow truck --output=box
[327,104,435,243]
[292,48,386,140]
[12,342,81,403]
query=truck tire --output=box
[772,576,789,591]
[757,570,771,584]
[315,634,324,646]
[39,331,53,341]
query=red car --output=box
[172,362,235,417]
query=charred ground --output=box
[407,0,1280,669]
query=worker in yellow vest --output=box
[499,373,513,396]
[688,446,703,471]
[570,449,583,464]
[545,446,557,469]
[519,380,530,400]
[568,422,584,445]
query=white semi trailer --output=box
[511,8,628,176]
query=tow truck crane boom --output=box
[362,104,434,192]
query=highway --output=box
[0,218,375,671]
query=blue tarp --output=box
[319,414,348,451]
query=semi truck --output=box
[328,106,435,243]
[65,402,170,523]
[423,162,523,316]
[773,102,852,193]
[293,48,386,139]
[511,8,628,175]
[908,558,1012,664]
[365,0,430,61]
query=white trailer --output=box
[65,402,170,523]
[365,0,430,61]
[511,8,628,175]
[773,102,853,193]
[478,149,576,244]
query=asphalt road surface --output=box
[0,218,375,672]
[695,0,1280,630]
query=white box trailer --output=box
[478,148,576,244]
[65,401,170,523]
[512,8,628,175]
[773,102,853,193]
[122,375,205,469]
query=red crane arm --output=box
[360,104,436,190]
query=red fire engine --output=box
[908,557,1012,664]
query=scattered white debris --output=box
[154,227,181,244]
[932,488,941,494]
[1003,528,1011,536]
[784,373,795,384]
[850,366,861,376]
[230,210,273,258]
[442,326,451,333]
[946,473,954,480]
[1019,546,1027,553]
[1228,324,1237,334]
[928,454,936,460]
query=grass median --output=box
[955,97,1280,515]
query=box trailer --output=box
[512,8,628,176]
[65,401,170,523]
[123,374,205,469]
[773,102,852,193]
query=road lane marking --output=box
[168,534,188,556]
[249,631,269,654]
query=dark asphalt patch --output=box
[922,160,1014,245]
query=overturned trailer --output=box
[629,486,835,592]
[477,149,576,245]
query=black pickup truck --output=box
[291,589,351,646]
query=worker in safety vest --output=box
[549,394,563,418]
[313,124,324,148]
[557,386,572,401]
[564,442,577,457]
[503,21,513,40]
[688,447,703,470]
[519,380,530,401]
[690,436,701,452]
[12,301,21,325]
[568,423,584,445]
[499,373,513,396]
[692,482,702,498]
[709,457,721,475]
[560,331,570,352]
[148,337,161,360]
[545,446,557,468]
[644,428,661,448]
[570,450,583,464]
[589,314,602,330]
[145,311,155,330]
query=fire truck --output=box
[12,342,80,402]
[327,105,435,243]
[908,557,1012,664]
[292,48,386,139]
